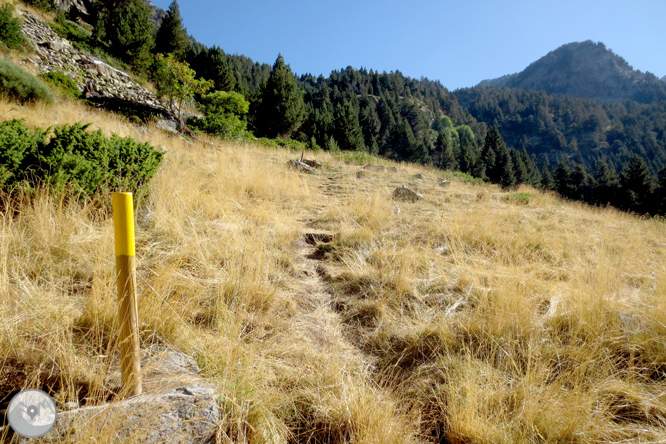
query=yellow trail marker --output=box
[112,192,142,396]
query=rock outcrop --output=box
[42,350,220,444]
[392,185,422,203]
[19,11,171,118]
[286,159,317,173]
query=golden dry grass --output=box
[1,95,666,443]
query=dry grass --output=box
[1,95,666,443]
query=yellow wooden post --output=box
[112,192,142,396]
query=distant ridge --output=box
[477,41,666,103]
[661,75,666,82]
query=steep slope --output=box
[661,75,666,82]
[477,41,666,103]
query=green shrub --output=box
[0,59,54,103]
[0,119,163,198]
[444,170,485,185]
[0,4,25,49]
[39,72,81,99]
[502,192,534,205]
[255,137,307,151]
[0,119,44,188]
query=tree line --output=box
[20,0,666,216]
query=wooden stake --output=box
[112,192,142,396]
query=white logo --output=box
[7,389,58,438]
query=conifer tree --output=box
[593,159,619,206]
[102,0,154,71]
[570,163,594,202]
[554,162,573,197]
[154,0,189,60]
[333,99,365,151]
[540,165,555,190]
[620,154,655,213]
[482,126,506,183]
[359,97,380,148]
[254,54,305,139]
[657,166,666,215]
[497,147,516,189]
[511,149,529,185]
[434,131,456,170]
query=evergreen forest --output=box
[18,0,666,216]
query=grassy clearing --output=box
[1,96,666,443]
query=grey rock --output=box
[438,179,451,187]
[392,185,422,202]
[302,159,322,169]
[156,119,179,134]
[413,173,427,180]
[49,385,219,443]
[356,168,371,178]
[364,164,386,172]
[388,166,398,172]
[64,401,80,411]
[46,350,219,443]
[286,159,316,173]
[491,194,502,200]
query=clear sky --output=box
[150,0,666,91]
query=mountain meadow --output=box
[1,0,666,443]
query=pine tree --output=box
[540,165,555,190]
[511,149,529,185]
[570,163,594,202]
[434,131,456,170]
[593,159,619,206]
[333,99,365,151]
[359,96,380,148]
[482,126,507,184]
[254,54,305,139]
[657,166,666,215]
[154,0,189,60]
[497,147,516,189]
[104,0,155,71]
[554,162,573,198]
[620,154,656,213]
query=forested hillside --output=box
[8,0,666,215]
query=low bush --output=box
[0,58,54,103]
[0,119,163,198]
[0,4,25,49]
[255,137,307,151]
[39,72,81,99]
[502,192,534,205]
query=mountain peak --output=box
[477,41,666,103]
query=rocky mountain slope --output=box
[478,41,666,103]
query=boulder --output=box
[413,173,427,180]
[438,179,451,187]
[388,166,398,172]
[364,164,386,172]
[286,159,316,173]
[356,169,371,178]
[392,185,423,203]
[43,350,220,444]
[157,119,179,134]
[302,159,323,169]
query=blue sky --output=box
[151,0,666,90]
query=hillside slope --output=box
[1,94,666,442]
[478,41,666,103]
